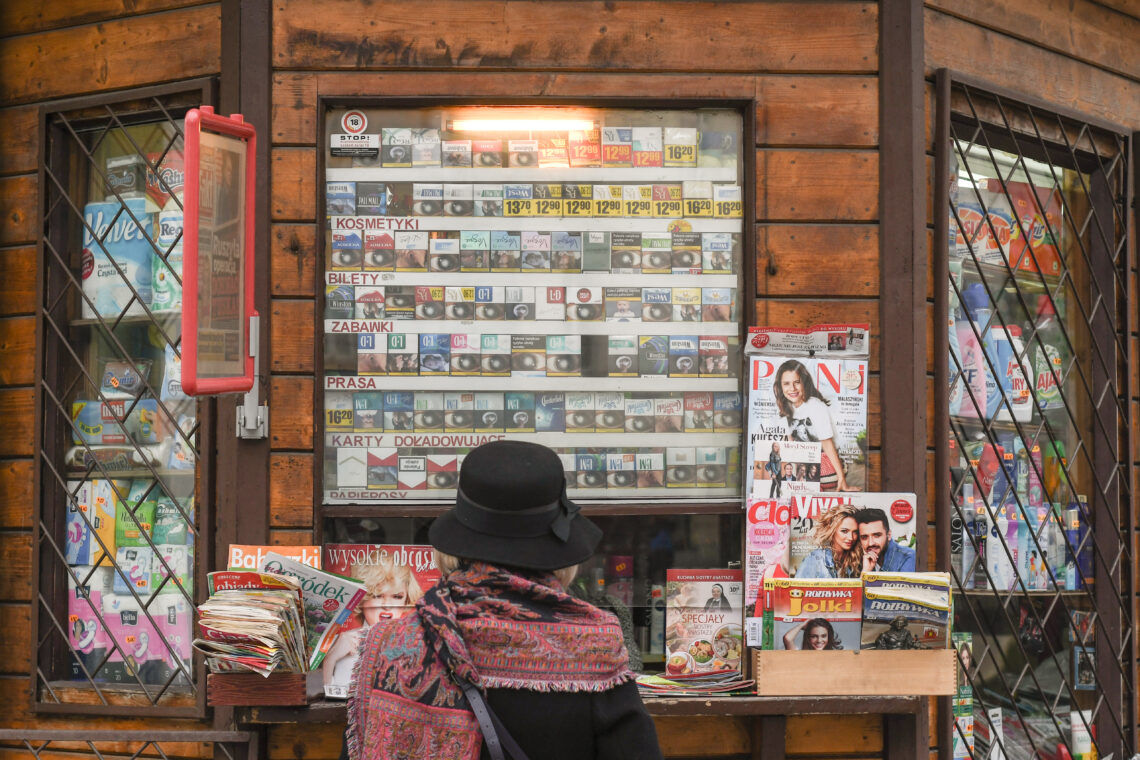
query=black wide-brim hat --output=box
[429,440,602,571]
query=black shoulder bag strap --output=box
[458,679,532,760]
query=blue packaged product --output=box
[535,392,565,432]
[81,199,155,318]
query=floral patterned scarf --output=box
[346,562,632,760]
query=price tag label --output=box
[684,198,714,217]
[534,198,563,216]
[564,198,594,217]
[714,198,743,218]
[653,199,683,218]
[665,144,696,165]
[595,198,623,217]
[504,198,535,217]
[624,198,652,216]
[327,408,353,428]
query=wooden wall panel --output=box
[927,0,1140,82]
[756,76,879,147]
[0,0,212,36]
[0,317,35,385]
[267,724,340,760]
[269,299,315,373]
[0,248,37,315]
[786,714,882,754]
[270,376,314,450]
[0,534,32,601]
[0,5,222,105]
[0,605,31,673]
[756,151,878,221]
[0,175,37,246]
[756,225,879,297]
[271,149,316,221]
[270,453,314,527]
[654,716,750,756]
[274,1,878,73]
[925,8,1140,129]
[0,107,38,177]
[0,389,34,457]
[0,460,33,530]
[271,223,318,297]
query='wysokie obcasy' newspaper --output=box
[258,552,367,670]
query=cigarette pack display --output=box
[684,392,715,431]
[491,245,521,272]
[521,250,550,272]
[473,184,503,217]
[696,447,727,488]
[414,286,445,320]
[669,336,699,377]
[637,449,665,488]
[639,335,669,376]
[381,129,413,167]
[575,452,606,489]
[761,577,863,651]
[641,288,671,322]
[418,334,450,376]
[698,131,739,168]
[105,154,147,200]
[565,392,594,433]
[384,285,414,319]
[354,286,385,320]
[443,392,475,432]
[654,394,684,433]
[442,140,472,168]
[700,337,730,377]
[666,447,697,487]
[579,231,608,272]
[606,451,638,489]
[442,184,473,217]
[625,395,655,434]
[504,392,536,432]
[429,237,460,273]
[112,545,154,595]
[325,285,354,319]
[367,448,398,489]
[115,480,156,547]
[411,128,441,167]
[337,448,367,488]
[562,183,594,216]
[327,390,354,429]
[68,566,112,677]
[593,185,624,217]
[412,183,443,216]
[472,139,503,168]
[641,232,672,274]
[505,286,535,321]
[535,392,565,432]
[363,231,395,270]
[551,231,582,272]
[610,231,642,273]
[449,334,480,376]
[702,287,733,322]
[81,199,155,318]
[394,230,428,271]
[511,335,545,376]
[474,285,504,322]
[326,182,356,215]
[605,287,641,322]
[413,392,445,432]
[386,333,418,376]
[382,392,414,432]
[672,287,702,322]
[568,129,601,167]
[701,233,737,274]
[714,392,742,433]
[474,393,505,432]
[664,127,699,167]
[427,454,460,490]
[546,335,582,376]
[459,235,490,272]
[671,232,702,274]
[533,183,563,216]
[444,286,475,321]
[565,286,603,321]
[394,455,426,489]
[664,569,744,674]
[652,183,683,218]
[631,127,663,167]
[623,184,653,217]
[331,232,363,272]
[354,392,384,431]
[480,334,511,376]
[601,127,632,167]
[594,392,625,432]
[538,135,569,168]
[713,184,743,219]
[356,182,386,215]
[525,285,559,322]
[508,139,539,168]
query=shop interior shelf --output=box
[66,468,195,480]
[327,271,740,287]
[70,311,181,328]
[329,216,744,233]
[953,589,1089,598]
[324,375,741,392]
[955,257,1061,291]
[325,166,739,183]
[324,319,741,337]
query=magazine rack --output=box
[751,649,956,697]
[207,672,323,706]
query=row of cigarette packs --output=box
[326,181,743,219]
[329,230,739,275]
[331,445,742,491]
[325,390,744,434]
[327,334,740,378]
[327,284,736,323]
[330,127,738,169]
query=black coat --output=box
[340,681,663,760]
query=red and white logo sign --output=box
[890,498,914,525]
[341,110,368,135]
[751,333,770,349]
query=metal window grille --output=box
[33,81,216,717]
[0,731,254,760]
[934,72,1135,759]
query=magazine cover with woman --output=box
[745,324,869,494]
[760,577,863,651]
[320,544,440,697]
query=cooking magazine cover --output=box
[665,569,743,676]
[319,544,440,698]
[745,324,869,493]
[760,577,862,651]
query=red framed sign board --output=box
[182,106,257,395]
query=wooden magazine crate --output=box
[207,671,324,706]
[751,649,956,696]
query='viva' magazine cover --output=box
[319,544,440,698]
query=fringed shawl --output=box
[346,562,632,760]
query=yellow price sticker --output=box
[714,199,743,218]
[653,199,683,218]
[665,144,696,164]
[327,409,353,427]
[684,198,713,217]
[534,198,563,216]
[504,198,535,217]
[564,198,594,217]
[624,199,652,217]
[595,198,623,217]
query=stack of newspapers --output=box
[193,570,308,676]
[636,670,755,697]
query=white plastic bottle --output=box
[997,325,1033,422]
[1032,295,1067,412]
